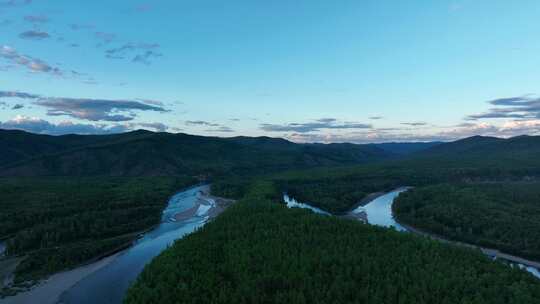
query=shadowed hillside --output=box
[0,129,394,177]
[405,135,540,169]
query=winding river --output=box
[56,185,210,304]
[2,184,538,304]
[1,185,213,304]
[285,188,540,280]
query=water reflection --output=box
[352,188,409,231]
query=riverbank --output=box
[381,189,540,277]
[56,185,236,304]
[1,185,235,304]
[205,193,235,219]
[0,251,123,304]
[342,191,387,223]
[287,188,540,279]
[343,188,409,225]
[174,188,235,221]
[396,219,540,271]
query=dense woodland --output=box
[0,176,195,282]
[125,181,540,304]
[3,130,540,301]
[394,182,540,260]
[211,135,540,215]
[213,163,537,215]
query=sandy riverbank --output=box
[173,188,234,221]
[205,193,235,219]
[0,187,235,304]
[0,251,123,304]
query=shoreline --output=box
[396,218,540,271]
[174,188,235,221]
[341,187,540,276]
[0,184,236,304]
[383,188,540,275]
[341,191,388,223]
[0,251,124,304]
[348,191,387,211]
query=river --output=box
[283,194,330,215]
[351,188,409,231]
[56,185,210,304]
[285,188,540,280]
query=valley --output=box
[1,131,540,303]
[3,2,539,303]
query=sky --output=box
[1,0,540,143]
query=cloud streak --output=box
[185,120,221,127]
[401,122,428,127]
[185,120,235,133]
[206,126,234,133]
[132,50,162,65]
[24,15,49,23]
[260,118,372,133]
[0,115,172,135]
[0,90,169,122]
[105,43,161,64]
[1,45,62,75]
[36,98,168,122]
[284,120,540,144]
[467,96,540,120]
[0,90,40,99]
[19,30,50,40]
[0,115,129,135]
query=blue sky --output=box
[1,0,540,142]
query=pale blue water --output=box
[57,185,210,304]
[521,265,540,278]
[352,188,409,231]
[287,188,540,280]
[283,194,331,215]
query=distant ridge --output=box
[403,134,540,170]
[0,129,394,177]
[4,128,538,177]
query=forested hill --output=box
[0,129,394,177]
[4,129,539,178]
[404,135,540,169]
[125,181,540,304]
[0,129,138,165]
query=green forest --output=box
[0,176,195,282]
[2,131,540,302]
[125,181,540,304]
[394,182,540,260]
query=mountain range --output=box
[2,129,539,177]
